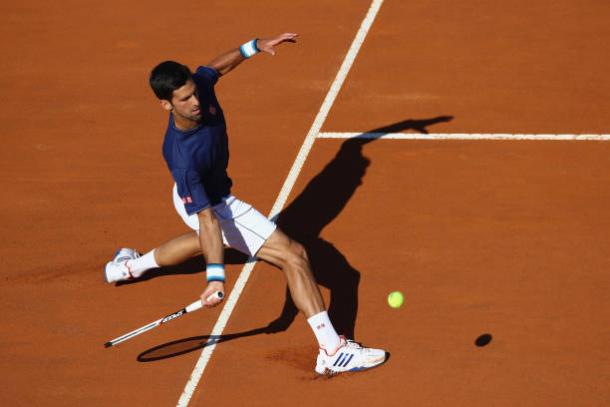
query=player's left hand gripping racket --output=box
[104,291,224,348]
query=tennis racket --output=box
[104,291,224,348]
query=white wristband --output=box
[206,264,225,283]
[239,39,259,59]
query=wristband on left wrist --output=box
[206,263,225,283]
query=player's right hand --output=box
[201,281,225,308]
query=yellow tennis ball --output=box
[387,291,404,308]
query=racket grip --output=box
[206,290,224,303]
[186,300,203,313]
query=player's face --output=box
[170,80,202,122]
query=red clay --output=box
[1,0,609,406]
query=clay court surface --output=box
[1,0,609,405]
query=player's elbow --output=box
[207,60,227,76]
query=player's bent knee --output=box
[285,244,309,271]
[290,240,308,260]
[259,231,309,270]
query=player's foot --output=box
[315,336,387,376]
[104,248,141,283]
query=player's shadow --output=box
[137,115,453,361]
[268,115,453,338]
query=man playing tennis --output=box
[104,33,386,375]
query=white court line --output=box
[318,132,610,141]
[176,1,385,406]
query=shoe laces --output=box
[321,336,366,357]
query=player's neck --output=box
[172,113,200,132]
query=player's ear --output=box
[160,99,173,111]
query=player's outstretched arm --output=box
[207,33,298,76]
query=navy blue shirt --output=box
[162,66,232,215]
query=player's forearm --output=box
[197,211,224,264]
[207,48,246,76]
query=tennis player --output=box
[104,33,386,375]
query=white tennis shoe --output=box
[315,336,387,375]
[104,248,141,283]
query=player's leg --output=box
[184,195,387,374]
[154,231,201,266]
[255,230,325,318]
[105,184,206,283]
[104,231,202,283]
[255,229,341,352]
[255,229,386,375]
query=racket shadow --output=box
[137,325,286,362]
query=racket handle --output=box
[186,300,203,313]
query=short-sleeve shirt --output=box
[162,66,232,215]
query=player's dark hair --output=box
[149,61,192,101]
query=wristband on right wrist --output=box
[206,263,225,283]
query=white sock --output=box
[126,250,159,278]
[307,311,341,353]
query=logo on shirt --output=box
[181,196,193,204]
[209,105,217,115]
